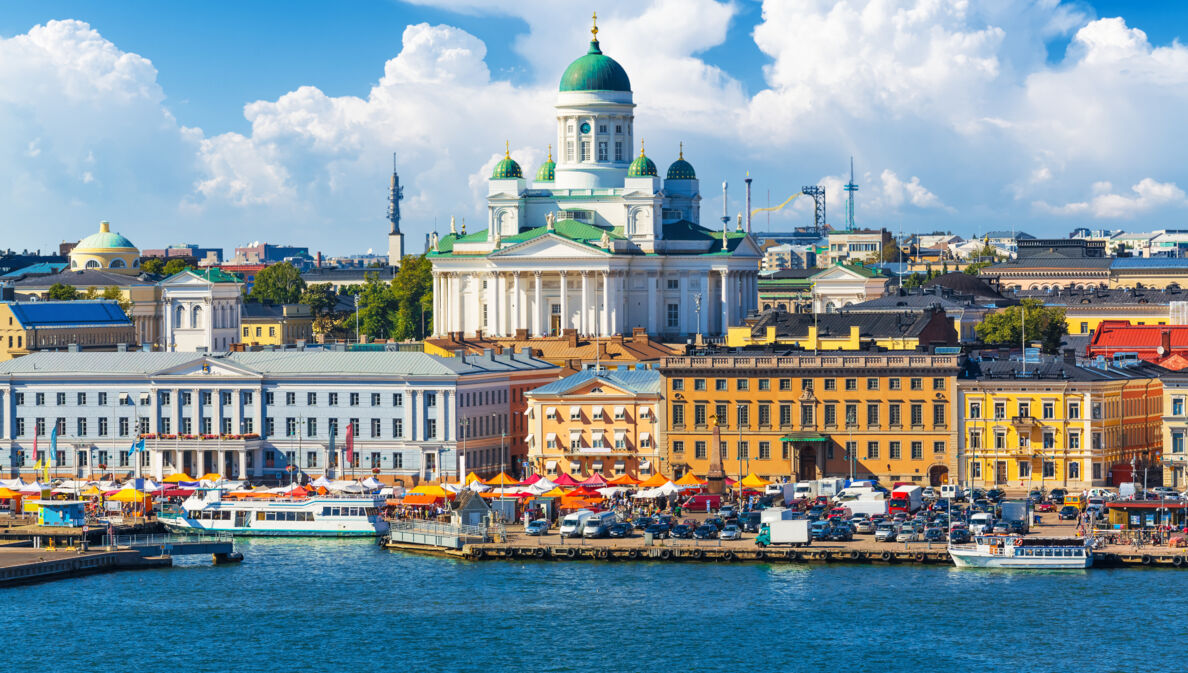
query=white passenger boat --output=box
[160,489,389,538]
[949,535,1093,569]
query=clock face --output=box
[580,122,591,134]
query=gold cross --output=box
[591,12,598,38]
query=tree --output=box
[389,255,434,340]
[83,286,100,300]
[162,258,189,276]
[353,272,396,340]
[975,299,1068,353]
[963,260,993,275]
[141,258,165,275]
[250,262,306,305]
[300,283,338,317]
[47,283,79,301]
[880,239,902,263]
[101,286,132,313]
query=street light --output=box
[459,417,470,483]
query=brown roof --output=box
[425,327,676,371]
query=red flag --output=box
[345,422,354,466]
[32,430,38,463]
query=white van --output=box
[560,509,594,538]
[969,512,994,534]
[939,484,964,501]
[581,511,618,538]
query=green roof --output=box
[813,263,886,279]
[165,267,242,283]
[559,40,631,92]
[535,158,556,182]
[429,219,623,257]
[76,231,136,251]
[627,153,657,178]
[491,155,523,179]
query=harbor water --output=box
[5,539,1185,672]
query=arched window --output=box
[192,305,203,329]
[110,258,126,269]
[85,260,100,269]
[174,305,185,329]
[70,259,78,269]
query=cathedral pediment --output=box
[489,233,611,259]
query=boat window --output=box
[256,512,265,521]
[331,508,341,516]
[322,507,331,516]
[265,512,276,521]
[365,507,378,516]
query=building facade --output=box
[240,303,314,346]
[0,350,557,484]
[0,301,135,360]
[956,355,1164,490]
[659,351,961,485]
[1161,373,1188,489]
[68,221,140,273]
[525,369,661,480]
[160,269,244,352]
[427,23,761,340]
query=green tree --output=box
[47,283,79,301]
[964,260,993,275]
[141,258,165,275]
[101,286,132,313]
[389,255,433,340]
[162,258,189,276]
[975,299,1068,353]
[880,239,902,263]
[353,271,396,340]
[300,283,338,317]
[250,262,306,305]
[83,286,100,300]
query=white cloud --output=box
[1034,178,1188,218]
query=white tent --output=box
[361,477,382,490]
[19,481,47,493]
[141,480,162,492]
[0,479,23,489]
[633,481,680,498]
[328,480,364,493]
[527,477,558,494]
[467,481,491,493]
[597,487,629,498]
[309,476,332,489]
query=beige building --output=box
[826,229,892,265]
[0,301,135,360]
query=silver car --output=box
[852,518,876,534]
[875,523,899,542]
[896,527,920,543]
[719,523,742,541]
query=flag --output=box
[128,438,145,455]
[31,429,38,464]
[329,426,336,466]
[345,422,355,466]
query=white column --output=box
[238,450,247,479]
[431,273,441,335]
[560,272,569,332]
[580,271,590,335]
[512,272,522,335]
[534,272,543,337]
[453,273,464,336]
[680,272,690,335]
[720,270,730,335]
[601,271,611,337]
[647,272,658,335]
[485,272,497,336]
[698,273,710,335]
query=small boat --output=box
[160,489,389,538]
[948,535,1093,569]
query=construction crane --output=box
[749,185,828,234]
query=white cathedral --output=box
[428,19,761,340]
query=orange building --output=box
[525,369,661,480]
[658,351,962,485]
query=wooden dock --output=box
[0,546,170,587]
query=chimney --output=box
[453,349,466,363]
[632,326,650,347]
[116,343,127,352]
[520,346,532,359]
[564,328,578,348]
[1063,348,1076,364]
[515,328,528,340]
[1161,328,1172,356]
[483,348,495,360]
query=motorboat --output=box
[160,488,388,538]
[948,535,1093,569]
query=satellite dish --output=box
[1158,346,1166,355]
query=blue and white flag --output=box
[128,438,145,455]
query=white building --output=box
[160,269,244,352]
[427,21,761,340]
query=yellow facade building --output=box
[1014,288,1175,336]
[240,303,314,346]
[957,355,1164,490]
[726,310,958,351]
[524,369,661,479]
[68,221,141,272]
[0,300,135,361]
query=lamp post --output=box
[459,417,470,483]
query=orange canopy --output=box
[566,486,602,498]
[637,473,671,488]
[608,474,641,486]
[402,494,444,506]
[484,472,519,487]
[675,473,707,486]
[162,473,196,483]
[0,487,21,499]
[540,487,567,497]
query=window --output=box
[285,418,297,437]
[77,418,87,436]
[758,441,770,460]
[1068,433,1080,449]
[425,419,436,440]
[736,379,749,391]
[1018,402,1031,418]
[269,326,276,337]
[307,392,317,406]
[1018,461,1032,478]
[736,404,749,428]
[370,418,381,438]
[932,378,946,390]
[161,418,171,434]
[13,393,23,406]
[240,391,250,405]
[715,404,727,427]
[371,393,381,407]
[614,406,626,421]
[580,141,590,161]
[1068,402,1080,419]
[866,441,879,459]
[910,378,923,391]
[888,404,901,427]
[845,404,857,427]
[969,431,981,449]
[255,327,263,337]
[823,379,837,391]
[119,417,131,437]
[933,441,945,455]
[672,404,685,427]
[201,391,212,406]
[932,403,946,426]
[220,392,231,406]
[843,441,856,461]
[393,418,403,438]
[329,393,338,406]
[672,441,684,454]
[1042,402,1055,419]
[286,392,296,406]
[1092,403,1101,420]
[349,393,360,406]
[758,404,771,427]
[737,441,749,460]
[425,393,437,407]
[597,141,608,161]
[570,407,582,421]
[1043,432,1055,449]
[995,432,1006,449]
[715,379,727,392]
[758,379,770,391]
[867,404,879,427]
[615,141,623,161]
[694,404,706,426]
[1070,461,1081,480]
[77,392,86,405]
[693,379,707,391]
[910,442,923,460]
[889,441,902,460]
[779,379,792,391]
[56,392,66,405]
[824,404,836,427]
[35,393,44,406]
[972,462,982,479]
[844,378,857,391]
[671,379,684,391]
[183,417,194,435]
[866,378,879,391]
[994,402,1006,419]
[801,405,814,426]
[970,401,981,419]
[392,393,403,406]
[694,441,707,459]
[888,378,901,391]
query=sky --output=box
[2,0,1188,257]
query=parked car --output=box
[719,524,742,541]
[875,522,899,542]
[986,489,1005,503]
[705,517,726,530]
[525,519,550,536]
[1008,519,1027,535]
[810,520,833,540]
[949,528,971,544]
[632,517,655,530]
[1058,505,1080,520]
[922,487,937,500]
[643,523,670,539]
[1049,488,1067,501]
[670,524,694,539]
[923,527,945,542]
[693,525,718,540]
[827,523,854,542]
[719,505,737,519]
[738,512,761,532]
[852,518,876,534]
[896,527,920,543]
[992,522,1012,535]
[608,523,633,538]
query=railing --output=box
[389,519,489,540]
[102,532,234,546]
[662,355,959,369]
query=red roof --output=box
[1086,321,1188,369]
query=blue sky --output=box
[2,1,1187,256]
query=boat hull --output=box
[161,520,383,538]
[949,550,1092,569]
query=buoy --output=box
[786,550,799,561]
[755,550,766,561]
[595,548,609,560]
[627,549,640,560]
[473,548,486,560]
[1141,554,1153,566]
[914,552,925,562]
[564,547,577,559]
[722,550,735,562]
[691,549,705,560]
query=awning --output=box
[545,460,557,470]
[546,407,557,418]
[614,405,626,418]
[639,432,651,442]
[570,407,581,419]
[614,460,625,469]
[613,428,627,437]
[402,494,442,506]
[526,407,534,419]
[643,406,653,418]
[592,461,604,470]
[569,428,582,438]
[546,433,557,442]
[525,433,534,447]
[591,405,603,417]
[640,460,652,470]
[780,433,828,442]
[591,429,605,438]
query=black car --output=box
[693,525,718,540]
[923,527,945,542]
[1058,505,1080,520]
[986,489,1005,503]
[826,523,854,542]
[739,512,762,533]
[949,528,971,544]
[705,517,726,530]
[1027,490,1044,504]
[608,522,633,538]
[670,524,694,539]
[632,517,655,530]
[643,523,670,539]
[1008,519,1027,534]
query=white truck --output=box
[559,509,594,537]
[755,519,812,547]
[846,498,888,517]
[793,481,818,499]
[760,507,799,524]
[581,511,618,538]
[817,478,845,498]
[939,484,965,501]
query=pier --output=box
[0,533,240,587]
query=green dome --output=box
[491,149,523,180]
[628,152,657,178]
[535,147,556,182]
[559,40,631,93]
[75,221,136,250]
[666,158,696,180]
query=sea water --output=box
[4,538,1182,672]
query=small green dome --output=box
[535,146,556,182]
[491,144,523,180]
[628,151,657,178]
[75,221,136,250]
[666,158,696,180]
[559,40,631,93]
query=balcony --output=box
[1011,415,1038,429]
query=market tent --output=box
[566,486,603,498]
[520,473,543,486]
[579,473,608,487]
[634,481,681,498]
[162,488,194,498]
[463,471,484,485]
[740,473,771,488]
[551,473,580,487]
[597,487,629,498]
[607,474,641,486]
[141,480,163,492]
[80,485,104,497]
[0,487,21,499]
[20,481,47,493]
[402,494,444,506]
[408,483,450,498]
[283,485,309,497]
[329,481,365,493]
[484,472,519,487]
[539,487,567,497]
[199,473,222,482]
[109,489,146,502]
[163,473,196,483]
[637,473,671,489]
[309,476,332,489]
[360,477,382,489]
[675,473,706,487]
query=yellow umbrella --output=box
[109,488,146,503]
[163,473,195,483]
[199,473,222,482]
[484,472,518,487]
[740,473,772,488]
[463,471,484,485]
[0,487,21,499]
[408,483,448,498]
[540,487,567,497]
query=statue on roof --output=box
[430,231,439,252]
[546,211,555,231]
[600,230,610,249]
[736,212,743,231]
[449,215,457,235]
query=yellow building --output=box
[524,369,661,479]
[957,355,1163,490]
[1160,372,1188,489]
[0,300,135,361]
[68,221,141,273]
[1013,288,1174,336]
[726,309,958,350]
[659,351,962,485]
[240,303,314,345]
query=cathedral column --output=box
[720,270,730,336]
[432,273,442,335]
[512,272,522,336]
[486,272,499,336]
[601,271,610,337]
[615,272,626,335]
[452,273,463,336]
[647,271,658,335]
[680,272,690,335]
[698,274,710,336]
[580,271,590,336]
[534,272,543,337]
[560,271,569,333]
